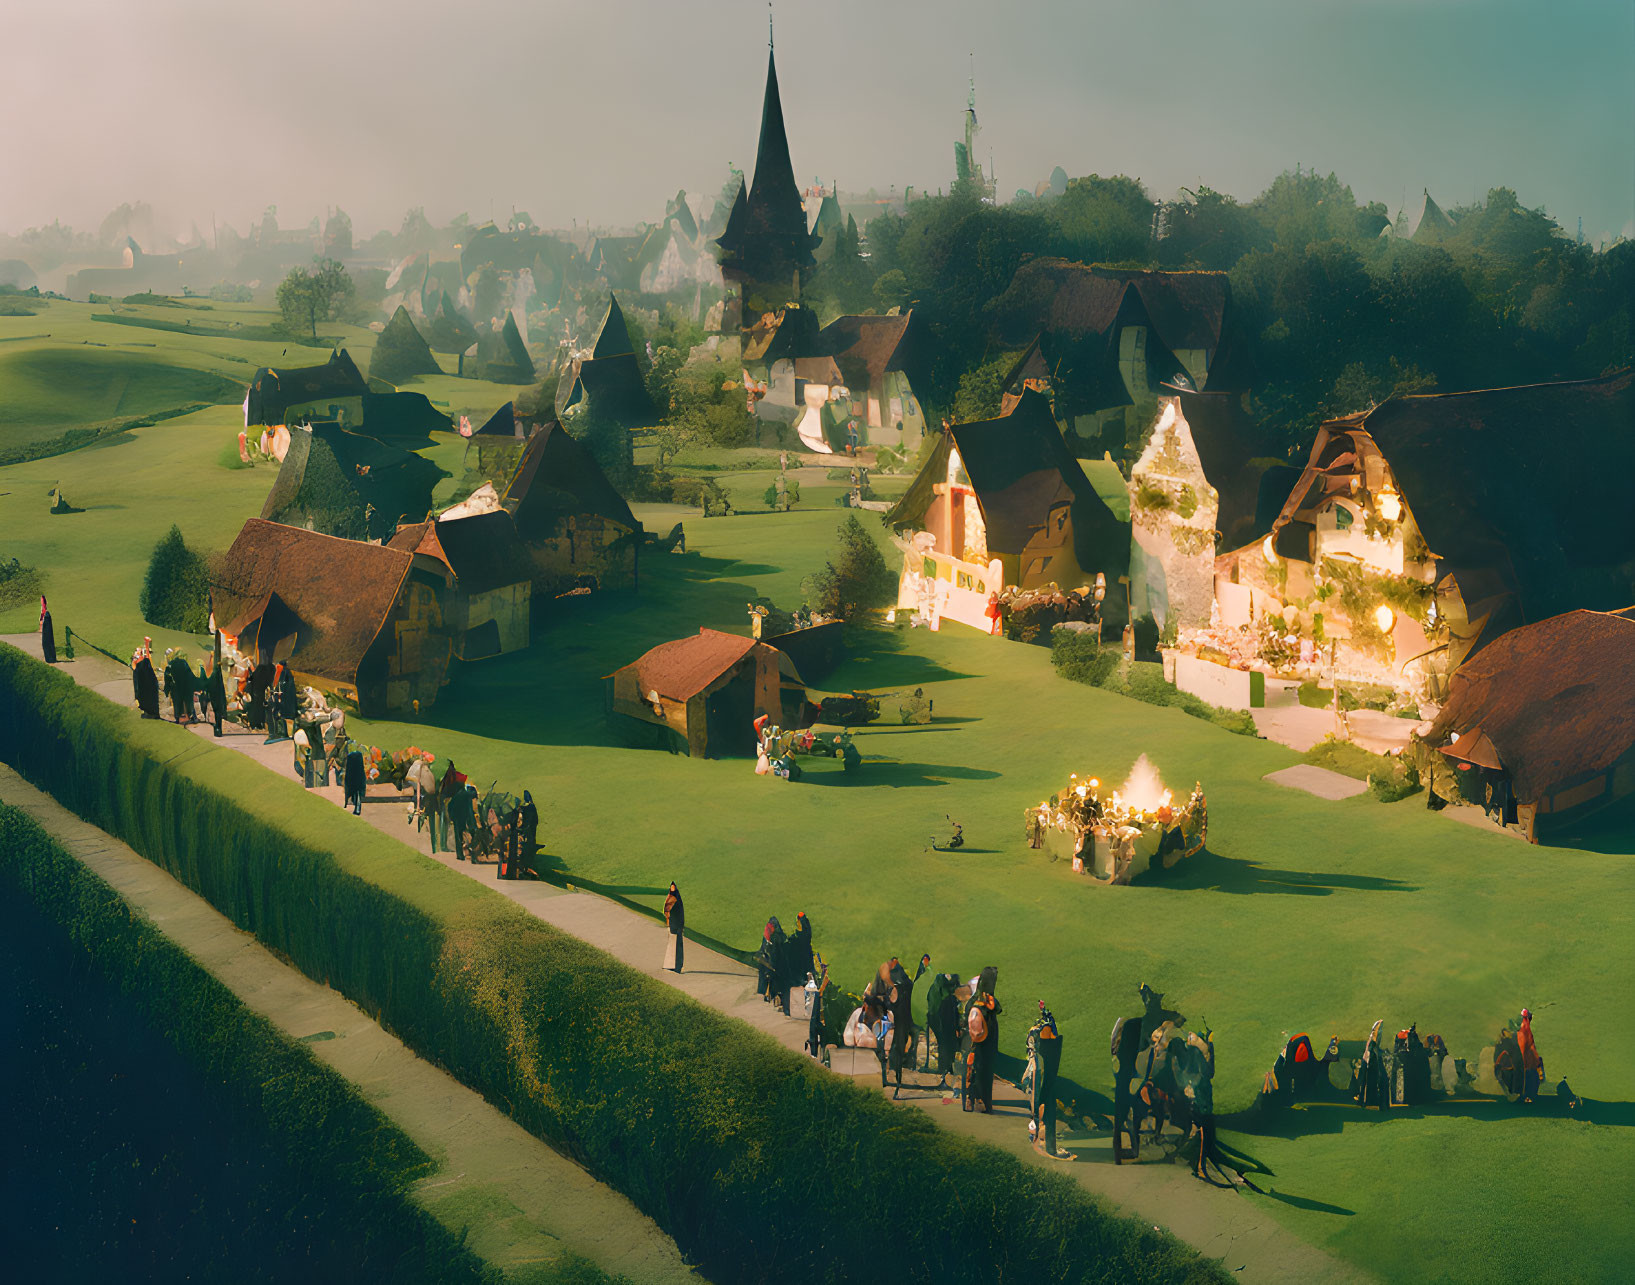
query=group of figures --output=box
[1110,985,1227,1180]
[412,757,538,879]
[126,637,236,737]
[753,714,861,781]
[754,913,817,1015]
[1262,1007,1574,1112]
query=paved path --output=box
[4,639,1367,1283]
[1264,764,1370,801]
[0,764,699,1285]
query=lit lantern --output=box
[1374,604,1396,633]
[1093,572,1106,603]
[1376,488,1402,522]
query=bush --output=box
[1303,734,1422,802]
[0,806,498,1285]
[0,557,45,611]
[669,476,732,516]
[804,516,896,620]
[0,646,1224,1285]
[1051,631,1259,737]
[762,477,800,510]
[139,525,210,632]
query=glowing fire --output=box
[1118,753,1173,814]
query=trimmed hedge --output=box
[0,804,500,1284]
[0,645,1225,1285]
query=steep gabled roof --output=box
[470,312,535,383]
[1427,609,1635,802]
[561,351,659,428]
[369,305,441,382]
[387,510,535,594]
[215,519,412,685]
[259,421,443,542]
[1174,387,1298,549]
[619,628,762,702]
[817,310,925,389]
[245,349,368,425]
[743,306,822,365]
[1406,189,1455,241]
[1272,371,1635,646]
[474,401,520,437]
[592,294,635,359]
[505,420,638,539]
[716,50,816,276]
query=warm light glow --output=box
[1153,400,1179,437]
[885,609,896,623]
[1119,754,1168,813]
[1262,534,1279,564]
[1094,571,1107,602]
[1374,604,1396,633]
[947,447,963,487]
[1376,489,1402,522]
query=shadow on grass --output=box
[828,624,976,690]
[1260,1190,1355,1216]
[807,760,1002,789]
[1225,1093,1633,1138]
[1542,795,1635,855]
[1163,850,1418,896]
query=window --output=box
[1333,505,1354,531]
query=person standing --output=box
[663,883,685,972]
[204,656,227,738]
[922,971,963,1089]
[431,760,460,855]
[1112,1015,1145,1164]
[39,596,56,663]
[163,649,194,723]
[962,966,1001,1114]
[787,912,815,987]
[132,650,161,719]
[518,790,539,866]
[1028,1003,1073,1160]
[449,782,477,861]
[343,745,366,815]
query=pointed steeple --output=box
[744,48,811,263]
[592,293,635,359]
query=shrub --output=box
[669,475,732,516]
[0,647,1224,1285]
[1303,734,1423,802]
[762,477,800,510]
[1051,631,1259,737]
[804,515,896,620]
[0,557,45,611]
[0,806,499,1285]
[138,525,209,632]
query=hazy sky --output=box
[5,0,1632,246]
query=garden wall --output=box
[0,644,1224,1285]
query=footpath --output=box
[2,637,1366,1284]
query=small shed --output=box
[606,628,803,758]
[1426,608,1635,841]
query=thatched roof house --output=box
[216,519,454,715]
[245,350,369,426]
[259,421,443,542]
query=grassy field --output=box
[2,401,1632,1280]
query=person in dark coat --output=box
[1028,1003,1072,1159]
[163,651,195,722]
[133,651,160,719]
[756,918,786,1010]
[265,663,296,744]
[663,882,684,972]
[343,747,366,814]
[885,958,922,1098]
[922,972,963,1088]
[245,660,273,731]
[39,597,56,663]
[204,657,227,737]
[517,791,539,866]
[787,912,815,987]
[962,966,1001,1114]
[1112,1014,1145,1164]
[432,760,461,855]
[449,783,478,861]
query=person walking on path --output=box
[922,970,964,1089]
[203,655,227,738]
[518,790,539,866]
[1028,1002,1073,1161]
[132,648,160,719]
[449,783,478,861]
[265,663,296,744]
[343,746,366,815]
[663,883,685,972]
[431,760,461,855]
[39,596,56,663]
[163,649,195,723]
[962,966,1002,1114]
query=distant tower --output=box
[953,58,995,200]
[1578,216,1585,245]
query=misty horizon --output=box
[3,0,1632,249]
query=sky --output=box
[3,0,1632,246]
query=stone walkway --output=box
[3,638,1367,1283]
[0,764,699,1285]
[1264,764,1370,801]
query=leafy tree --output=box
[513,373,561,425]
[1157,186,1268,270]
[763,476,801,511]
[667,360,756,448]
[398,207,436,255]
[139,526,210,632]
[952,350,1018,422]
[1046,174,1154,264]
[564,406,634,493]
[804,515,896,619]
[276,258,355,343]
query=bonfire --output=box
[1027,755,1206,884]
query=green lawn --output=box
[2,412,1631,1283]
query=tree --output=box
[1046,174,1154,264]
[139,525,210,632]
[276,258,355,343]
[804,515,896,619]
[952,350,1018,422]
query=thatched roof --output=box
[215,519,411,685]
[470,312,535,383]
[260,421,442,543]
[1427,609,1635,802]
[616,628,762,702]
[1272,371,1635,648]
[506,421,637,540]
[591,294,635,359]
[245,349,368,426]
[560,351,658,428]
[388,510,535,594]
[1174,387,1300,549]
[817,310,925,390]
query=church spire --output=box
[718,42,814,276]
